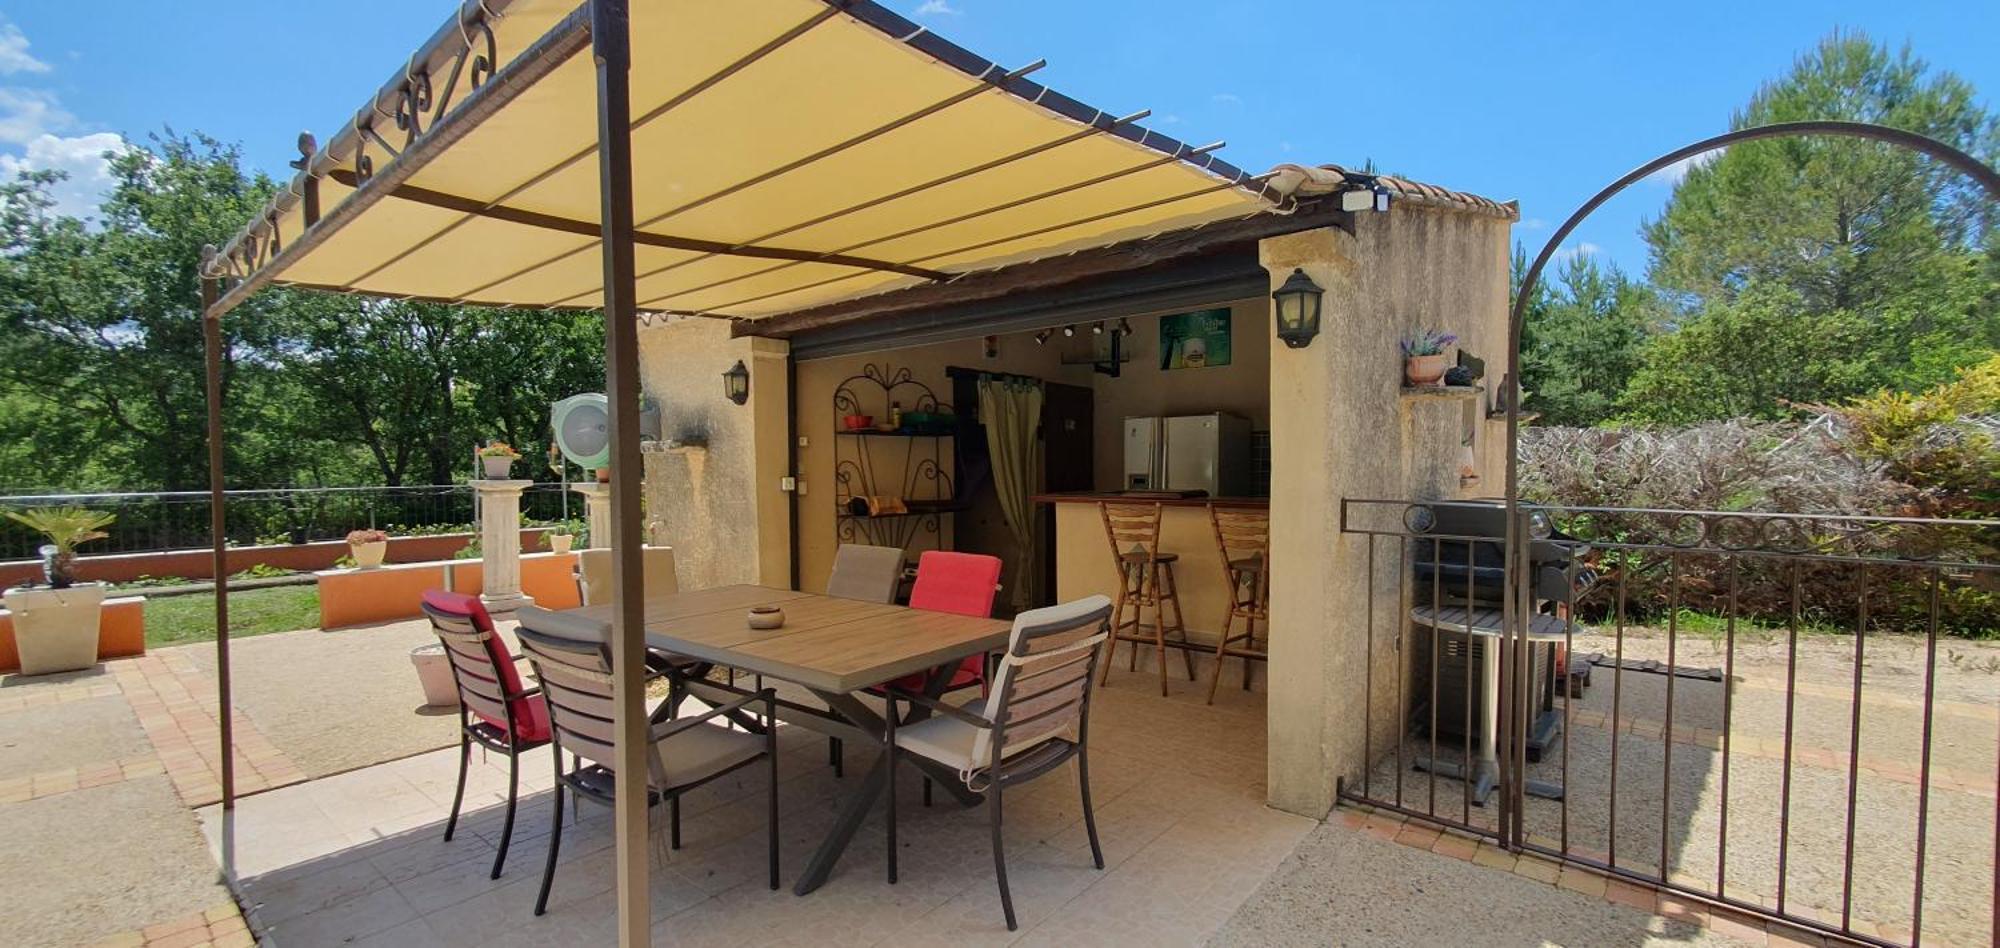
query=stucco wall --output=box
[1260,205,1513,818]
[636,317,791,591]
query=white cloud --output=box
[0,21,49,76]
[1649,149,1719,185]
[1550,241,1601,262]
[0,20,122,221]
[915,0,960,15]
[1519,217,1548,231]
[0,131,126,220]
[1210,92,1241,105]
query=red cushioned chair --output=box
[860,551,1001,802]
[419,589,550,880]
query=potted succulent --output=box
[1400,328,1458,386]
[346,528,390,568]
[478,441,521,479]
[3,506,115,675]
[541,523,576,555]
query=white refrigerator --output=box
[1121,413,1253,495]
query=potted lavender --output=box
[1400,328,1458,386]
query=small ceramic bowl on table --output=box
[747,605,785,630]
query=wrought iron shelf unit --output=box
[832,364,959,551]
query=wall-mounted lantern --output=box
[722,359,750,405]
[1271,268,1324,349]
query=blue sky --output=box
[1,1,1994,278]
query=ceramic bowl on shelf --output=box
[842,414,873,431]
[747,605,785,630]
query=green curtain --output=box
[977,376,1044,612]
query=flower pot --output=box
[349,540,388,568]
[410,644,459,708]
[548,533,574,554]
[1405,354,1448,386]
[482,456,514,479]
[5,583,106,675]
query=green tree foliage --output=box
[0,132,605,492]
[1515,248,1660,426]
[1628,31,1999,422]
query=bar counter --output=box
[1034,492,1269,655]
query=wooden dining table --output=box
[561,584,1011,895]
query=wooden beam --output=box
[326,170,949,283]
[737,198,1349,339]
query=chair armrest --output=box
[886,686,992,728]
[653,688,773,740]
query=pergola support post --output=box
[200,258,235,813]
[590,0,650,943]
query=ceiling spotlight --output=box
[1091,321,1105,335]
[1062,325,1076,338]
[1033,329,1052,345]
[1118,318,1133,336]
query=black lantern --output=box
[722,359,750,405]
[1272,268,1324,349]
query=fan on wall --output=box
[551,393,612,470]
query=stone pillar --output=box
[473,479,535,615]
[572,481,612,550]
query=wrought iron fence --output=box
[0,483,580,560]
[1338,498,1998,948]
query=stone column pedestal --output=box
[572,481,612,550]
[473,479,535,616]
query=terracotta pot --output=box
[549,534,574,554]
[349,540,388,568]
[1405,354,1448,386]
[482,456,514,478]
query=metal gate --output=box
[1337,498,1997,947]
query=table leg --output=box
[794,683,982,895]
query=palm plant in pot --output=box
[478,441,521,479]
[346,528,390,568]
[3,506,114,675]
[1400,328,1458,386]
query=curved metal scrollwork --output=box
[830,363,958,554]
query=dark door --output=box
[1039,381,1094,605]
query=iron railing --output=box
[0,483,580,560]
[1338,498,1998,948]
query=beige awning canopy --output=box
[205,0,1282,321]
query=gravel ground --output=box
[1210,819,1743,947]
[0,775,230,948]
[182,618,484,778]
[0,693,151,775]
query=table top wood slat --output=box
[569,584,1010,694]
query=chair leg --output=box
[766,738,780,891]
[1078,751,1104,870]
[830,737,844,777]
[534,752,564,916]
[1243,609,1259,691]
[444,731,470,841]
[922,777,932,807]
[1102,573,1130,686]
[1165,564,1195,682]
[491,746,520,880]
[1206,590,1237,706]
[886,694,898,885]
[991,783,1016,931]
[669,795,681,850]
[1151,565,1169,697]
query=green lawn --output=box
[143,585,321,647]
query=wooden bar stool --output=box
[1206,505,1270,704]
[1099,502,1194,695]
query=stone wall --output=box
[635,317,791,591]
[1259,203,1514,818]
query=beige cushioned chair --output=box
[575,545,678,605]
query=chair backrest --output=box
[1100,502,1164,565]
[908,550,1001,618]
[825,543,904,603]
[1210,505,1270,576]
[576,545,679,606]
[420,589,531,738]
[974,595,1113,773]
[514,606,669,788]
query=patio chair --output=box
[822,543,906,774]
[884,594,1113,931]
[575,545,678,606]
[515,606,780,916]
[865,550,1002,804]
[824,542,904,603]
[419,589,551,881]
